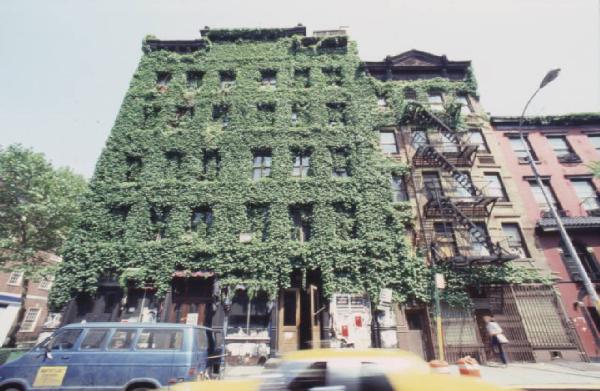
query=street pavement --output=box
[223,360,600,389]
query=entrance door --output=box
[309,285,321,349]
[278,289,300,352]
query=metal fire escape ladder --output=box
[408,102,517,265]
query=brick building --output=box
[491,115,600,361]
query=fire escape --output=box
[405,102,518,268]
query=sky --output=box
[1,0,599,178]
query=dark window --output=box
[260,69,277,87]
[575,243,600,280]
[108,329,136,350]
[196,329,208,350]
[150,206,171,240]
[247,204,270,241]
[326,102,347,125]
[423,172,443,198]
[322,66,343,86]
[49,329,82,351]
[125,155,142,181]
[390,176,409,202]
[468,129,489,152]
[252,151,272,180]
[502,223,529,258]
[379,131,398,154]
[136,329,183,350]
[331,148,350,177]
[588,306,600,333]
[202,149,220,180]
[186,71,203,89]
[228,291,270,334]
[172,106,194,127]
[165,150,184,170]
[403,88,417,101]
[570,179,600,212]
[292,149,311,178]
[191,207,213,237]
[294,68,311,88]
[257,103,276,125]
[509,136,537,161]
[484,173,509,202]
[156,71,171,87]
[219,70,236,88]
[283,290,297,326]
[81,329,109,350]
[333,202,357,239]
[291,102,308,126]
[290,205,312,242]
[212,104,230,128]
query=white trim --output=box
[7,271,23,286]
[20,307,41,333]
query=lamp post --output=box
[517,69,600,313]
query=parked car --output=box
[0,322,221,391]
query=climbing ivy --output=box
[49,29,541,310]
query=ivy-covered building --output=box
[50,26,581,363]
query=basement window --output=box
[322,66,343,86]
[293,68,311,88]
[190,207,213,237]
[290,204,312,242]
[260,69,277,87]
[186,71,204,89]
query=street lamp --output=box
[517,69,600,313]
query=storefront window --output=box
[228,291,270,336]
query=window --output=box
[468,129,489,152]
[291,110,298,126]
[136,329,183,350]
[379,131,398,154]
[427,93,443,111]
[377,96,388,109]
[20,308,41,332]
[283,290,297,326]
[165,150,184,170]
[109,329,136,350]
[469,223,490,256]
[502,223,529,258]
[484,173,509,201]
[292,150,311,178]
[172,106,194,127]
[190,207,213,237]
[423,172,443,198]
[7,271,23,286]
[156,71,171,87]
[293,68,310,88]
[257,103,276,125]
[219,70,236,88]
[125,155,142,181]
[455,95,472,115]
[390,176,409,202]
[290,205,312,242]
[433,222,458,256]
[411,128,428,150]
[186,71,203,89]
[196,329,208,351]
[588,134,600,153]
[38,277,54,290]
[333,203,357,240]
[81,329,109,350]
[570,179,600,212]
[331,148,350,177]
[547,135,579,162]
[212,104,230,127]
[322,66,343,86]
[260,69,277,87]
[440,130,458,153]
[202,149,220,180]
[456,172,473,198]
[228,291,270,335]
[247,204,270,241]
[575,243,600,280]
[528,180,560,212]
[150,206,171,240]
[508,136,537,162]
[403,88,417,101]
[48,328,82,350]
[326,102,346,125]
[252,151,272,180]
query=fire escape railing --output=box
[405,102,518,267]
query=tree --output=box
[0,144,87,347]
[590,161,600,178]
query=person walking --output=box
[484,315,508,366]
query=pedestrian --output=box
[484,315,508,367]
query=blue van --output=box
[0,323,221,391]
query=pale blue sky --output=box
[1,0,598,177]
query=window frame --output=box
[483,172,509,202]
[508,135,537,162]
[390,175,409,202]
[80,328,110,350]
[501,223,529,258]
[379,131,398,154]
[468,129,489,153]
[547,135,579,161]
[569,178,600,212]
[292,150,311,178]
[527,179,562,212]
[252,152,273,180]
[20,308,41,333]
[7,271,23,286]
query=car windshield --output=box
[36,329,83,351]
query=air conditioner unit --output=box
[239,232,253,243]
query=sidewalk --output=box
[447,361,600,390]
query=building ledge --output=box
[537,216,600,232]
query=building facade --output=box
[491,115,600,361]
[50,26,580,364]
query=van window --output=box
[196,329,208,350]
[50,329,83,351]
[81,329,109,350]
[109,329,137,350]
[136,329,183,350]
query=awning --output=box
[0,294,22,305]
